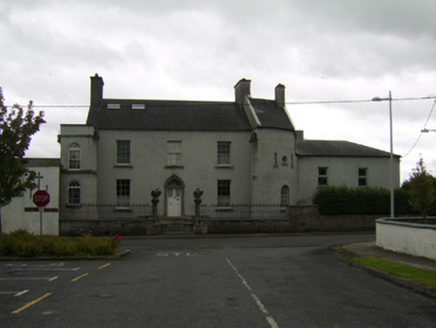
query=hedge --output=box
[312,186,436,216]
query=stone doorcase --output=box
[164,175,184,217]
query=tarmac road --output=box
[1,233,435,327]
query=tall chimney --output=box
[234,78,251,105]
[275,83,285,107]
[90,73,104,105]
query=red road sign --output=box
[33,190,50,207]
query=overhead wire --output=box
[5,95,434,108]
[403,100,436,158]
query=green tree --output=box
[408,158,436,224]
[0,88,45,233]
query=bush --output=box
[75,234,123,257]
[0,230,123,258]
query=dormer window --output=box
[107,103,121,109]
[132,104,145,110]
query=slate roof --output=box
[86,98,294,132]
[250,98,294,130]
[296,140,400,158]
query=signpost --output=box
[33,190,50,235]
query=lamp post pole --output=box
[373,91,394,218]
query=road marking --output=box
[71,273,89,282]
[156,252,198,257]
[15,290,29,297]
[5,263,64,268]
[98,263,111,269]
[0,276,58,282]
[7,267,80,272]
[224,255,280,328]
[12,293,52,314]
[0,290,29,297]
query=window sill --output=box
[215,165,233,169]
[215,207,234,212]
[165,165,184,169]
[114,164,133,168]
[114,207,132,212]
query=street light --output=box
[372,91,394,218]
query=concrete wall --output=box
[297,156,400,204]
[376,218,436,261]
[2,165,60,235]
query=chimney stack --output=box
[275,83,285,107]
[90,73,104,105]
[234,78,251,105]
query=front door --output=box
[167,187,182,217]
[165,176,184,217]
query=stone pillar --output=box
[151,189,161,225]
[193,188,203,225]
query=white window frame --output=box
[318,167,328,186]
[358,168,368,186]
[217,180,231,207]
[217,142,231,165]
[68,143,81,170]
[116,179,131,207]
[116,140,131,165]
[281,185,290,207]
[68,181,81,206]
[167,141,182,166]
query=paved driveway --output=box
[1,233,435,327]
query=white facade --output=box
[2,159,60,235]
[57,75,400,232]
[297,156,400,204]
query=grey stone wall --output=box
[288,205,379,232]
[59,205,380,236]
[59,219,159,236]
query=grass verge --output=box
[348,256,436,291]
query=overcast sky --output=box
[1,0,435,183]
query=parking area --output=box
[1,234,436,327]
[0,260,112,316]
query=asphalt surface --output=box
[1,233,435,327]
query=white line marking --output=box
[0,277,58,282]
[15,290,29,297]
[0,290,29,296]
[156,252,169,257]
[7,267,79,272]
[224,256,280,328]
[5,263,64,268]
[156,252,197,257]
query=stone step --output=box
[160,223,194,234]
